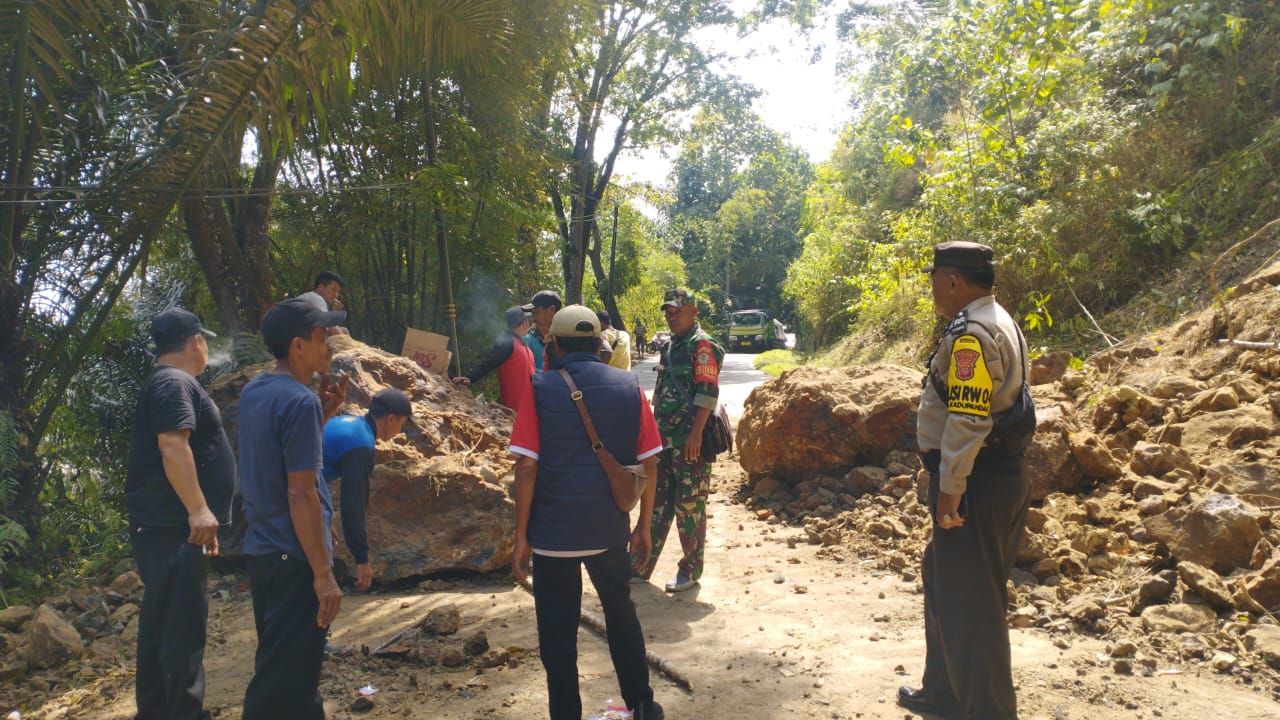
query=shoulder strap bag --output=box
[556,369,647,512]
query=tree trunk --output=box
[182,152,280,336]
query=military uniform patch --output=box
[946,334,992,416]
[693,340,719,384]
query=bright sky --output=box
[617,6,850,187]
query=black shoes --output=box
[896,686,958,716]
[632,700,665,720]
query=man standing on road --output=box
[522,290,611,371]
[899,241,1034,720]
[509,305,664,720]
[453,306,535,409]
[521,290,561,372]
[126,307,233,720]
[597,311,632,371]
[632,288,724,593]
[634,320,647,358]
[238,297,349,720]
[322,388,416,591]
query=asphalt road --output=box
[631,350,771,426]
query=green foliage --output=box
[789,0,1280,355]
[0,411,30,591]
[751,349,806,377]
[668,106,814,331]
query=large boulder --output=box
[208,335,517,577]
[1175,403,1274,454]
[1143,493,1266,574]
[736,366,920,483]
[330,455,514,581]
[1022,403,1090,501]
[1202,462,1280,507]
[24,605,83,669]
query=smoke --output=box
[207,345,235,369]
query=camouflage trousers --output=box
[632,447,710,581]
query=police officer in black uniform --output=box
[899,241,1035,720]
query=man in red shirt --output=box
[453,306,535,410]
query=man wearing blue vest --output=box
[322,387,416,591]
[509,305,665,720]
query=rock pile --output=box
[736,262,1280,697]
[208,334,518,582]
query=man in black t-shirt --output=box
[124,307,235,720]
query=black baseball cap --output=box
[521,290,562,312]
[260,297,346,355]
[152,307,216,354]
[369,387,418,428]
[922,241,996,273]
[505,306,531,329]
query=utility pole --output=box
[608,203,619,321]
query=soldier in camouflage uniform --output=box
[631,288,724,592]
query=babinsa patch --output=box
[693,340,719,384]
[946,334,992,416]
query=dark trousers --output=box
[921,453,1031,720]
[242,553,327,720]
[532,547,653,720]
[131,526,210,720]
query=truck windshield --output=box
[731,312,765,326]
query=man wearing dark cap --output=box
[508,305,665,720]
[453,306,535,410]
[900,241,1035,720]
[125,307,233,720]
[238,297,349,720]
[633,288,724,593]
[521,290,562,372]
[322,387,417,591]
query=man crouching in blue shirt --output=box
[238,297,348,720]
[322,387,416,591]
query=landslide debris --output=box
[735,262,1280,700]
[208,334,518,582]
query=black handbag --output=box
[700,404,733,462]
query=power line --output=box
[0,181,419,206]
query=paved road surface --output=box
[631,350,770,426]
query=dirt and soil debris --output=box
[8,264,1280,718]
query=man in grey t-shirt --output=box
[298,270,348,335]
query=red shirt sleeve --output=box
[636,387,663,459]
[693,340,720,385]
[508,383,540,459]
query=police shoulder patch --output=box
[946,334,992,417]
